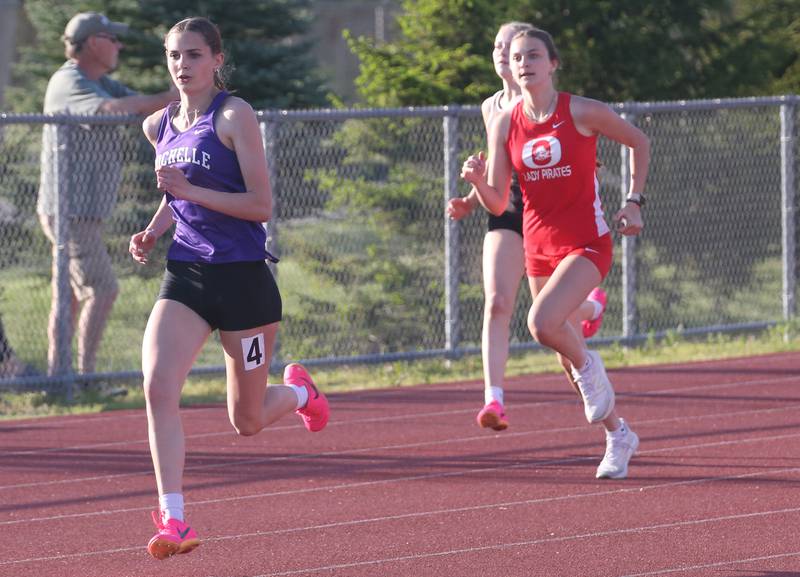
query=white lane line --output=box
[618,551,800,576]
[249,508,800,576]
[2,351,795,432]
[0,406,218,429]
[3,425,800,528]
[4,501,799,570]
[249,509,800,576]
[3,372,796,459]
[1,400,799,494]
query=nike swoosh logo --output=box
[178,527,191,539]
[585,248,599,254]
[299,377,319,400]
[193,128,209,135]
[553,120,565,128]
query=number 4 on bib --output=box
[241,333,265,371]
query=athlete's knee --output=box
[228,404,264,437]
[233,422,261,437]
[229,409,263,437]
[485,292,514,320]
[142,371,182,410]
[526,307,542,342]
[527,306,559,345]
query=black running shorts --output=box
[487,210,523,236]
[487,180,523,236]
[158,260,282,331]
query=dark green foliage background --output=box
[10,0,329,112]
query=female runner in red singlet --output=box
[447,22,610,433]
[461,27,650,479]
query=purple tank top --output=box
[155,91,267,263]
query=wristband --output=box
[625,194,645,207]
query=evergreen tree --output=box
[733,0,800,95]
[347,0,799,106]
[346,0,500,107]
[10,0,329,112]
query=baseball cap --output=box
[63,12,129,44]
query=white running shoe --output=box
[571,350,615,423]
[596,420,639,479]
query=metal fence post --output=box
[261,114,282,365]
[620,112,637,340]
[52,123,74,398]
[443,108,460,356]
[780,100,796,325]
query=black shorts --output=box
[158,260,282,331]
[487,210,523,236]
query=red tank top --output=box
[505,92,609,255]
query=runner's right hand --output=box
[129,228,158,264]
[447,197,475,221]
[460,151,487,187]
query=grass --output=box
[0,268,229,376]
[2,322,798,420]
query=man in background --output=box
[38,12,176,387]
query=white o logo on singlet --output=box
[522,136,562,169]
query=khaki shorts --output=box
[39,215,119,301]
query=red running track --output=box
[1,351,799,577]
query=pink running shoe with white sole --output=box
[147,511,199,560]
[582,287,608,338]
[286,363,329,432]
[477,400,508,431]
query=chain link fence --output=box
[0,95,797,393]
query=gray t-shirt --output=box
[38,61,136,219]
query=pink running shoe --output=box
[477,400,508,431]
[582,287,608,338]
[286,363,329,432]
[147,511,199,560]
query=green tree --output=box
[733,0,800,94]
[348,0,798,105]
[9,0,329,113]
[346,0,500,107]
[510,0,734,101]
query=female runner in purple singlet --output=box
[129,16,329,559]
